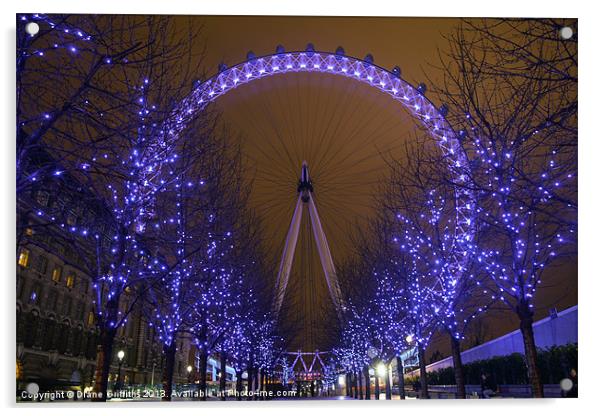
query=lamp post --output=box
[116,350,125,392]
[150,358,157,388]
[376,363,386,378]
[187,365,193,384]
[406,334,428,399]
[376,362,388,400]
[396,355,406,400]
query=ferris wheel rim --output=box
[170,47,476,282]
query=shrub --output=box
[405,344,577,385]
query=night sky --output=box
[172,15,577,353]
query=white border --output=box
[2,2,599,416]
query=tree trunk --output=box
[92,326,116,401]
[396,356,405,399]
[258,368,264,400]
[418,345,429,399]
[374,374,380,400]
[364,366,371,400]
[161,341,176,401]
[357,369,363,400]
[220,351,227,401]
[346,373,351,397]
[349,373,353,397]
[518,303,544,398]
[449,333,466,399]
[247,364,254,401]
[253,368,259,400]
[385,364,392,400]
[266,373,271,398]
[264,372,269,399]
[354,372,359,399]
[198,350,208,401]
[349,373,353,398]
[236,369,243,401]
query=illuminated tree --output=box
[337,221,412,400]
[142,119,228,400]
[374,213,437,400]
[16,14,207,400]
[381,140,491,399]
[340,137,482,400]
[216,213,277,400]
[430,18,578,397]
[181,149,245,400]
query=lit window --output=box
[87,311,95,326]
[66,273,75,289]
[52,266,62,283]
[25,228,33,236]
[18,249,30,267]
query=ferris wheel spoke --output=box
[200,52,473,350]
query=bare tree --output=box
[17,14,209,400]
[140,113,226,400]
[428,18,578,397]
[380,138,493,399]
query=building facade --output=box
[17,240,198,393]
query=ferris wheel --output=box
[167,44,475,351]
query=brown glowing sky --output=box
[175,16,577,353]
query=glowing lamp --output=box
[377,363,387,378]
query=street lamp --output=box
[116,350,125,392]
[376,363,387,379]
[186,365,193,383]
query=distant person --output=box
[480,373,497,398]
[412,380,420,393]
[566,368,578,398]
